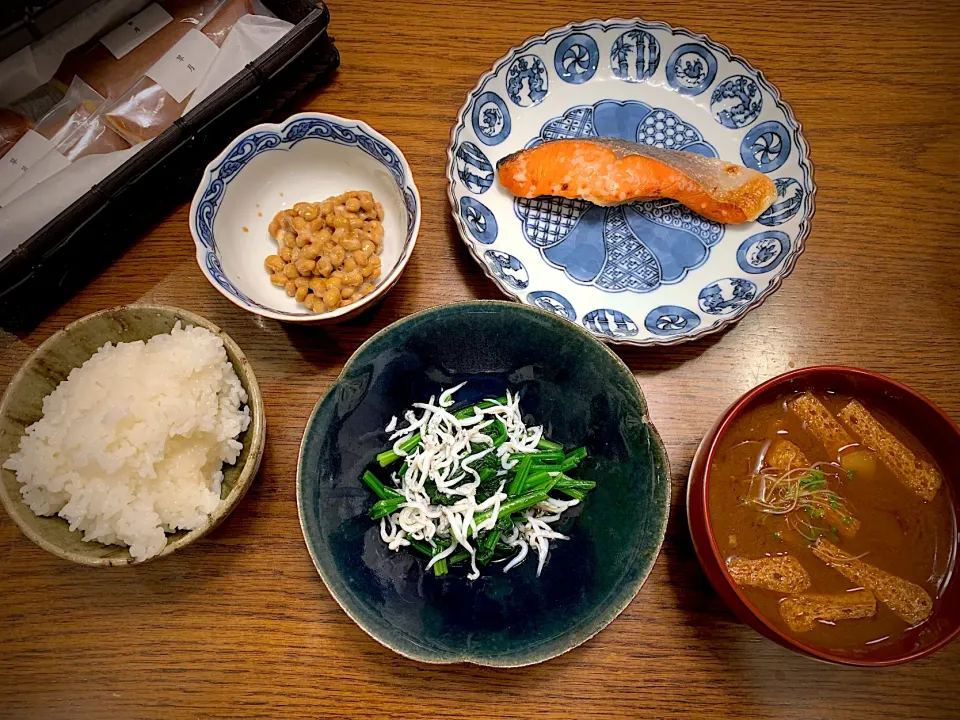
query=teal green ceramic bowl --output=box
[297,301,670,666]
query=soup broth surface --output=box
[709,390,956,654]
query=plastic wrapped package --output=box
[53,0,226,99]
[0,77,109,201]
[56,111,130,161]
[203,0,257,45]
[0,98,129,207]
[7,82,70,126]
[100,75,178,142]
[0,109,32,158]
[0,0,153,160]
[103,0,255,143]
[0,0,152,105]
[0,0,277,209]
[0,1,338,329]
[2,0,257,153]
[34,76,106,147]
[0,80,84,160]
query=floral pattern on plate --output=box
[446,18,815,346]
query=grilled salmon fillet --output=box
[496,138,778,224]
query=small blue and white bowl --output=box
[190,113,421,323]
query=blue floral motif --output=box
[698,278,757,315]
[583,309,639,338]
[515,99,723,293]
[403,187,418,236]
[506,54,548,107]
[471,91,511,146]
[711,76,763,129]
[643,305,701,336]
[758,178,804,226]
[741,121,792,173]
[484,250,529,289]
[455,141,494,194]
[195,131,280,248]
[193,116,418,316]
[737,231,791,274]
[540,104,595,140]
[665,43,717,95]
[459,197,498,244]
[637,108,714,153]
[528,290,575,320]
[206,253,256,306]
[554,33,599,84]
[611,30,659,82]
[284,118,405,184]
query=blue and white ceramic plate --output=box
[446,18,815,346]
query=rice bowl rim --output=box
[0,304,266,567]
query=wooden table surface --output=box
[2,1,959,718]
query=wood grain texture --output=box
[2,1,960,718]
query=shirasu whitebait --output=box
[376,384,576,578]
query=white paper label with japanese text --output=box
[145,29,220,103]
[0,148,70,207]
[0,130,55,194]
[100,4,173,60]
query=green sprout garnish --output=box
[748,464,855,547]
[800,472,827,491]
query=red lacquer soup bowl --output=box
[687,366,960,665]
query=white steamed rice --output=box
[3,322,251,561]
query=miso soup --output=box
[709,389,956,653]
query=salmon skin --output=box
[497,138,778,224]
